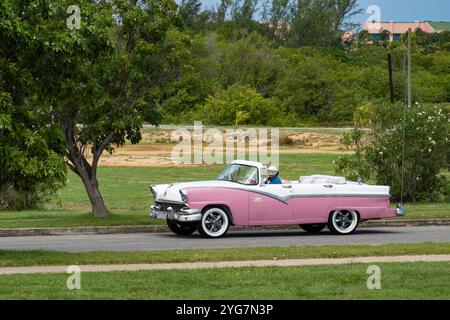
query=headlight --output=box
[149,186,157,199]
[179,189,188,202]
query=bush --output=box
[335,101,449,202]
[198,84,283,126]
[0,92,67,210]
[0,183,62,210]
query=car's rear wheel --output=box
[167,220,196,235]
[299,223,327,233]
[328,210,359,235]
[197,207,230,238]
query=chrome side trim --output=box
[171,186,391,205]
[289,194,390,199]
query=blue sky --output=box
[193,0,450,26]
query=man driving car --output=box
[265,166,282,184]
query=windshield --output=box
[217,164,259,185]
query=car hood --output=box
[150,180,238,203]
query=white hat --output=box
[267,165,279,175]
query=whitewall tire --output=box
[328,210,359,235]
[197,207,230,238]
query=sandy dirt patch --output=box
[86,129,349,167]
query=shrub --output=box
[0,92,67,210]
[198,84,281,126]
[335,101,449,202]
[0,183,62,210]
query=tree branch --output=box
[91,131,115,178]
[65,158,78,174]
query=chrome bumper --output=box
[150,205,202,222]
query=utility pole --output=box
[399,28,412,206]
[407,28,412,107]
[388,53,395,103]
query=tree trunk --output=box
[63,123,110,218]
[80,174,109,218]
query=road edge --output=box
[0,219,449,237]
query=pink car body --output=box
[150,160,402,237]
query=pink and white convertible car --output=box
[150,160,403,238]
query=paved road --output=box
[0,226,449,252]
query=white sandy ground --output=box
[1,255,450,275]
[82,129,351,167]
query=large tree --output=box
[0,1,67,209]
[215,0,233,22]
[288,0,361,47]
[178,0,211,30]
[1,0,188,217]
[261,0,291,41]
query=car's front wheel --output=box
[328,210,359,235]
[299,223,327,233]
[167,220,196,235]
[197,207,230,238]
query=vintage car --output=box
[150,160,404,238]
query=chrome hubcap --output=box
[332,210,357,233]
[205,213,224,232]
[202,209,228,237]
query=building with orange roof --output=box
[364,21,450,42]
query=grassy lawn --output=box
[0,209,157,228]
[0,152,448,228]
[0,262,448,299]
[0,243,449,267]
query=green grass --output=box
[0,152,448,228]
[0,262,448,299]
[0,153,337,228]
[0,209,157,228]
[0,243,449,267]
[401,203,450,219]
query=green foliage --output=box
[0,0,184,215]
[158,33,216,123]
[336,101,450,202]
[218,33,281,96]
[1,0,449,212]
[178,0,207,29]
[0,1,68,209]
[168,2,450,126]
[274,47,364,122]
[199,84,281,126]
[0,93,66,210]
[163,27,450,126]
[287,0,362,48]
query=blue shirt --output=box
[266,176,282,184]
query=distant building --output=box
[364,21,450,42]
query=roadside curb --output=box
[0,219,449,237]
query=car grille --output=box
[155,201,185,213]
